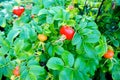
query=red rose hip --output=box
[60,25,75,40]
[13,66,20,77]
[104,50,114,59]
[13,6,25,17]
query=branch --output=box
[74,3,83,15]
[95,0,105,22]
[83,0,88,14]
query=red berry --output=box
[60,25,75,40]
[13,6,25,17]
[13,66,20,77]
[104,50,114,59]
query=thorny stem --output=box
[95,0,105,22]
[83,0,88,14]
[73,1,82,14]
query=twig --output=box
[74,3,83,15]
[83,0,88,14]
[95,0,105,22]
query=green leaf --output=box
[14,39,24,54]
[84,43,96,58]
[2,66,12,77]
[7,28,20,43]
[63,10,70,21]
[0,46,9,55]
[0,69,2,80]
[0,17,6,28]
[112,63,120,80]
[118,22,120,28]
[46,57,64,70]
[29,65,45,76]
[46,15,54,24]
[33,0,42,4]
[20,15,30,23]
[31,21,43,33]
[112,40,119,47]
[87,21,98,29]
[54,0,65,6]
[43,0,54,8]
[52,7,69,21]
[20,69,28,80]
[54,9,63,20]
[116,0,120,5]
[20,24,37,42]
[32,5,41,15]
[23,41,32,51]
[76,42,84,54]
[66,20,76,27]
[0,57,5,66]
[95,45,106,57]
[74,57,86,71]
[95,36,107,57]
[82,21,100,43]
[4,63,15,77]
[81,28,93,36]
[38,9,48,16]
[79,20,87,29]
[20,26,30,40]
[72,33,82,46]
[84,33,100,43]
[54,46,64,55]
[47,45,55,57]
[28,27,37,42]
[0,34,10,49]
[61,51,74,67]
[59,68,73,80]
[73,70,90,80]
[74,56,98,76]
[0,57,14,78]
[26,72,37,80]
[27,60,39,66]
[2,2,12,12]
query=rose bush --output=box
[0,0,120,80]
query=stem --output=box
[64,66,74,70]
[102,59,109,67]
[74,2,82,15]
[41,42,45,51]
[83,0,88,14]
[111,58,118,64]
[37,42,45,51]
[116,51,120,52]
[95,0,105,22]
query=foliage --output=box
[0,0,120,80]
